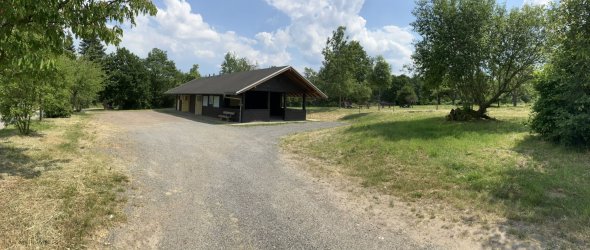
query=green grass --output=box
[284,105,590,245]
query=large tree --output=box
[412,0,546,119]
[370,55,393,109]
[144,48,181,108]
[102,48,151,109]
[220,52,257,74]
[79,37,107,63]
[531,0,590,146]
[0,0,156,71]
[188,64,202,80]
[319,26,373,106]
[56,56,105,112]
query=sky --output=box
[112,0,552,75]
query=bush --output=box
[44,97,72,118]
[396,84,417,107]
[531,73,590,146]
[530,0,590,147]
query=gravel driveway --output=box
[100,110,427,249]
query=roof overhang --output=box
[235,66,328,99]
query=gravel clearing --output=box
[98,110,431,249]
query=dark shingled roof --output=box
[165,66,327,98]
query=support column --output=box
[302,93,306,111]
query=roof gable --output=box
[165,66,327,98]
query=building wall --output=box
[242,109,270,122]
[180,95,190,112]
[285,108,306,121]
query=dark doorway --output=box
[270,92,284,118]
[189,95,195,113]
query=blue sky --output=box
[115,0,550,75]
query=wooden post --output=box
[239,94,244,123]
[302,93,306,111]
[267,91,271,121]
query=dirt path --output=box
[97,110,475,249]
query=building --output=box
[165,66,327,122]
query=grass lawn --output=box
[0,114,127,248]
[284,105,590,246]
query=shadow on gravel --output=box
[153,109,228,125]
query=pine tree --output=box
[78,37,106,62]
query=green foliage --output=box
[370,56,392,104]
[102,48,151,109]
[57,56,105,112]
[532,0,590,147]
[44,96,73,118]
[0,63,64,134]
[220,52,257,74]
[412,0,547,118]
[318,26,374,105]
[78,37,107,63]
[0,0,155,134]
[187,64,202,80]
[0,0,156,71]
[396,84,418,106]
[144,48,182,108]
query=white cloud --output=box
[116,0,414,74]
[261,0,414,73]
[117,0,290,72]
[523,0,552,6]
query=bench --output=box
[218,111,235,121]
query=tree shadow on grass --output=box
[0,126,47,140]
[479,135,590,247]
[340,113,371,121]
[343,116,527,142]
[0,144,70,179]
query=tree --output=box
[220,52,257,74]
[145,48,182,108]
[56,56,105,112]
[0,0,156,72]
[370,56,392,109]
[188,64,202,80]
[531,0,590,146]
[318,26,373,106]
[0,61,63,134]
[412,0,546,120]
[397,84,418,107]
[0,0,155,135]
[79,37,107,63]
[102,48,151,109]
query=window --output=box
[213,96,220,108]
[202,95,208,107]
[208,95,214,106]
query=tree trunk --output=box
[512,91,518,107]
[378,89,381,111]
[39,97,43,121]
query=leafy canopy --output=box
[412,0,546,118]
[0,0,156,70]
[531,0,590,146]
[220,52,257,74]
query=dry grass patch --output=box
[0,114,127,249]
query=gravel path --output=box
[100,110,428,249]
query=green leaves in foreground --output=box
[531,0,590,147]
